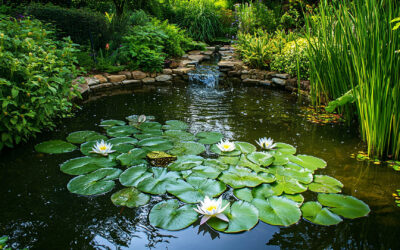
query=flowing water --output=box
[1,82,399,249]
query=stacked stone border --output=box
[73,45,310,99]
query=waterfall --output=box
[188,65,220,88]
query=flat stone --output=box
[260,80,272,86]
[94,74,107,83]
[181,54,189,59]
[86,77,99,86]
[206,46,215,51]
[122,79,141,85]
[273,73,290,79]
[142,77,156,83]
[202,50,213,56]
[242,78,260,84]
[107,75,126,83]
[218,61,236,68]
[180,60,197,67]
[272,78,287,86]
[90,82,113,91]
[77,83,89,94]
[155,74,172,82]
[188,55,205,62]
[118,71,132,79]
[132,71,147,80]
[163,68,173,74]
[170,61,180,69]
[241,74,249,80]
[172,67,194,75]
[149,73,157,78]
[228,71,241,77]
[188,50,202,55]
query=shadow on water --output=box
[0,82,399,249]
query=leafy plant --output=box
[235,1,277,34]
[0,15,81,150]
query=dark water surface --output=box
[1,83,399,249]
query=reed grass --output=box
[305,0,400,159]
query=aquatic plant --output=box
[90,140,116,156]
[255,137,276,150]
[36,116,370,232]
[216,139,236,152]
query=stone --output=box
[273,73,290,79]
[94,74,107,83]
[242,78,260,84]
[107,75,126,83]
[260,80,272,86]
[218,61,236,69]
[131,71,147,80]
[162,68,173,74]
[188,50,202,55]
[122,79,141,86]
[272,78,287,86]
[155,74,173,82]
[172,67,194,75]
[188,55,205,62]
[180,60,197,67]
[149,73,157,78]
[142,77,156,83]
[118,71,132,79]
[85,77,99,86]
[206,46,215,51]
[202,50,213,56]
[170,61,180,69]
[77,83,89,94]
[228,71,241,77]
[241,74,249,80]
[90,82,113,91]
[181,54,189,59]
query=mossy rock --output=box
[147,151,177,167]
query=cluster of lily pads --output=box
[35,115,370,233]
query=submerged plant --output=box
[194,196,230,225]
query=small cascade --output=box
[188,64,220,88]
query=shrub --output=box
[25,3,109,49]
[235,1,277,34]
[0,16,81,150]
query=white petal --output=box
[200,215,211,225]
[216,213,229,222]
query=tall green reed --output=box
[305,0,400,159]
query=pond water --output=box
[1,82,399,249]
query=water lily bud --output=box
[0,33,4,38]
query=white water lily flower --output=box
[256,137,277,150]
[138,115,146,123]
[194,196,230,225]
[216,139,236,152]
[90,140,115,156]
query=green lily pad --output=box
[164,130,196,141]
[206,199,231,231]
[67,168,122,196]
[222,201,259,233]
[272,152,290,165]
[107,125,138,137]
[107,137,138,145]
[116,148,147,166]
[66,131,101,144]
[188,165,222,179]
[210,144,241,156]
[60,156,117,175]
[167,177,226,203]
[137,137,174,151]
[301,201,343,226]
[169,142,205,156]
[283,194,304,206]
[203,159,229,171]
[196,132,224,144]
[168,155,204,171]
[288,155,327,172]
[218,156,240,166]
[119,164,152,187]
[162,120,189,130]
[111,187,150,208]
[149,199,198,231]
[277,166,313,184]
[135,132,163,140]
[137,167,180,194]
[237,155,267,173]
[219,166,275,189]
[247,152,274,167]
[100,120,126,127]
[252,196,301,226]
[126,114,155,123]
[318,193,370,219]
[308,175,343,193]
[139,122,162,131]
[35,140,77,154]
[235,141,257,154]
[274,142,296,155]
[233,188,254,202]
[253,183,283,199]
[274,175,308,194]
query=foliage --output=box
[280,8,300,30]
[235,1,277,34]
[305,0,400,159]
[26,3,109,49]
[0,16,81,150]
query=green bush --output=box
[26,3,109,49]
[0,15,81,150]
[235,1,277,34]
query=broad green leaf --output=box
[189,165,222,179]
[277,166,313,184]
[225,201,259,233]
[100,119,126,127]
[237,155,267,173]
[252,196,301,226]
[247,152,274,167]
[119,164,152,187]
[308,175,343,193]
[162,120,188,130]
[219,166,275,189]
[107,125,138,137]
[168,155,204,171]
[107,137,138,145]
[210,144,241,156]
[233,188,254,202]
[318,193,370,219]
[289,155,327,172]
[112,143,135,153]
[253,183,283,199]
[164,130,196,141]
[207,199,231,231]
[275,175,308,194]
[283,194,304,206]
[218,156,240,166]
[80,141,98,155]
[274,142,296,155]
[137,167,180,194]
[116,148,147,166]
[111,187,150,208]
[271,152,290,165]
[139,122,162,131]
[60,156,117,175]
[67,168,122,195]
[169,141,205,156]
[301,201,343,226]
[235,141,256,154]
[137,137,174,151]
[167,177,226,203]
[66,131,100,144]
[134,130,163,140]
[196,132,224,144]
[35,140,77,154]
[149,200,198,230]
[203,159,229,171]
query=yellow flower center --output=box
[99,145,108,151]
[223,144,230,149]
[206,205,217,212]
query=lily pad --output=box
[274,175,308,194]
[111,187,150,208]
[253,183,283,199]
[139,122,162,131]
[233,188,254,202]
[66,131,102,144]
[112,143,136,153]
[318,193,370,219]
[237,155,267,173]
[67,168,122,196]
[35,140,77,154]
[149,199,198,231]
[308,175,343,193]
[168,155,204,171]
[274,142,296,155]
[235,141,257,154]
[137,167,180,194]
[189,165,222,179]
[223,201,259,233]
[107,125,138,137]
[164,130,196,141]
[203,159,229,171]
[137,137,174,151]
[126,115,155,123]
[283,194,304,206]
[107,137,138,145]
[116,148,147,166]
[218,156,240,166]
[169,142,205,156]
[60,156,117,175]
[162,120,189,130]
[119,164,152,187]
[247,152,274,167]
[167,177,226,203]
[252,196,301,226]
[272,152,290,165]
[301,201,343,226]
[210,144,241,156]
[100,120,126,127]
[288,155,327,172]
[196,132,224,144]
[219,166,275,189]
[276,166,313,184]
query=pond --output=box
[1,82,399,249]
